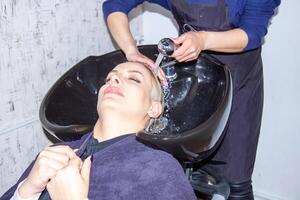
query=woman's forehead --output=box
[113,62,152,77]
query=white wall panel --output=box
[0,0,142,195]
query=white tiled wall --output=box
[0,0,142,195]
[0,121,51,192]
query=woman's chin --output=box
[98,100,124,115]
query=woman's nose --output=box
[109,74,120,85]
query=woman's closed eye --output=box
[129,77,141,83]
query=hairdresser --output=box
[102,0,280,199]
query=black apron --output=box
[168,0,263,198]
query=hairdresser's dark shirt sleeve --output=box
[102,0,170,20]
[232,0,281,50]
[102,0,280,51]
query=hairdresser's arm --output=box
[172,29,248,62]
[106,12,167,85]
[172,0,281,62]
[103,0,169,64]
[106,12,154,67]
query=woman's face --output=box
[97,62,158,121]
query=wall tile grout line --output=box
[0,118,39,136]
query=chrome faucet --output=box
[158,38,175,56]
[157,38,177,81]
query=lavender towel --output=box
[1,133,197,200]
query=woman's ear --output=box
[148,101,163,118]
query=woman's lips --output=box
[103,86,124,97]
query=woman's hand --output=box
[47,156,92,200]
[172,32,207,62]
[18,145,77,198]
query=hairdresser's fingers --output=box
[173,34,187,46]
[185,55,199,62]
[172,34,190,58]
[157,68,168,87]
[126,51,154,68]
[172,32,204,62]
[172,40,193,60]
[137,56,155,68]
[177,51,200,63]
[175,48,200,62]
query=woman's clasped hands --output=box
[18,145,91,200]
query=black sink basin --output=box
[39,45,232,162]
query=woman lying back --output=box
[1,62,197,200]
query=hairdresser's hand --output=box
[126,47,167,86]
[18,145,77,198]
[47,156,92,200]
[172,31,207,62]
[125,47,154,68]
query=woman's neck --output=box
[92,117,145,142]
